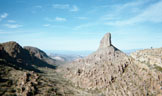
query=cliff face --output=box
[60,32,162,96]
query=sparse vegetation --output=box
[154,65,162,72]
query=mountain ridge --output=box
[59,32,162,95]
[0,33,162,96]
[0,41,56,72]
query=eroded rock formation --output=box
[60,32,162,96]
[99,32,112,48]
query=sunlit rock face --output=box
[99,32,112,48]
[131,48,162,67]
[61,32,129,91]
[59,32,162,96]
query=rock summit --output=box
[99,32,112,49]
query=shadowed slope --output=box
[0,41,56,72]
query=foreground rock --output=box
[60,32,162,96]
[0,65,73,96]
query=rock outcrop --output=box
[60,32,162,96]
[61,32,130,89]
[16,71,39,96]
[99,32,111,48]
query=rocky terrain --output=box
[0,41,95,96]
[131,48,162,70]
[0,64,76,96]
[0,33,162,96]
[59,33,162,96]
[0,41,76,96]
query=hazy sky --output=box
[0,0,162,51]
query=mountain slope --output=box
[131,48,162,69]
[24,46,56,66]
[0,41,75,96]
[0,41,56,72]
[59,33,162,95]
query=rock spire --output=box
[99,32,112,49]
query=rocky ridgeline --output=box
[0,41,56,72]
[2,41,30,60]
[60,32,162,96]
[24,46,56,65]
[131,48,162,68]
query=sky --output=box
[0,0,162,51]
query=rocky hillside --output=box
[0,41,56,72]
[61,33,130,89]
[60,33,162,96]
[0,64,77,96]
[131,48,162,70]
[24,46,56,66]
[0,41,75,96]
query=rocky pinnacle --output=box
[99,32,112,48]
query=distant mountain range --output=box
[45,50,94,56]
[46,50,94,63]
[122,49,141,54]
[45,49,141,62]
[49,53,83,62]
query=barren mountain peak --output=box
[99,32,112,49]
